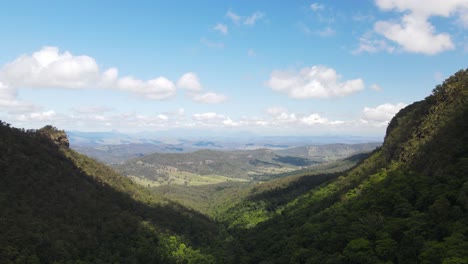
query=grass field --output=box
[128,170,248,187]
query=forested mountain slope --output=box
[0,124,222,263]
[228,69,468,263]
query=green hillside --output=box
[115,144,378,186]
[0,124,222,263]
[225,69,468,263]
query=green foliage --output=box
[0,123,220,263]
[114,144,378,184]
[223,69,468,263]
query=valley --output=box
[0,69,467,263]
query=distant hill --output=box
[0,123,222,263]
[115,144,379,186]
[70,131,382,165]
[275,142,381,162]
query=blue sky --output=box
[0,0,466,136]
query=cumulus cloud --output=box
[0,46,178,102]
[177,73,228,104]
[362,102,406,124]
[375,0,468,17]
[374,14,454,54]
[265,107,343,126]
[367,0,468,54]
[0,46,99,88]
[266,65,364,99]
[177,72,202,91]
[116,76,176,100]
[193,112,225,121]
[213,23,228,34]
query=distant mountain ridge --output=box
[115,143,380,186]
[69,131,382,164]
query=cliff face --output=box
[37,125,70,148]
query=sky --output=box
[0,0,466,137]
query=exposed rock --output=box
[37,125,70,148]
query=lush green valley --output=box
[1,69,467,263]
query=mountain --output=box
[115,144,379,186]
[0,124,223,263]
[223,69,468,263]
[70,132,382,165]
[275,143,381,162]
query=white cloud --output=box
[370,0,468,54]
[265,107,343,127]
[226,10,241,24]
[225,10,265,27]
[176,73,228,104]
[193,112,225,121]
[370,84,383,91]
[244,12,265,25]
[17,110,57,122]
[177,72,202,91]
[375,0,468,17]
[213,23,228,34]
[157,114,169,121]
[354,32,395,54]
[0,46,178,103]
[0,81,16,101]
[0,81,39,113]
[266,65,364,99]
[310,3,324,11]
[0,46,99,88]
[300,113,329,125]
[374,14,454,54]
[192,92,227,104]
[100,67,119,86]
[362,103,406,124]
[117,76,176,100]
